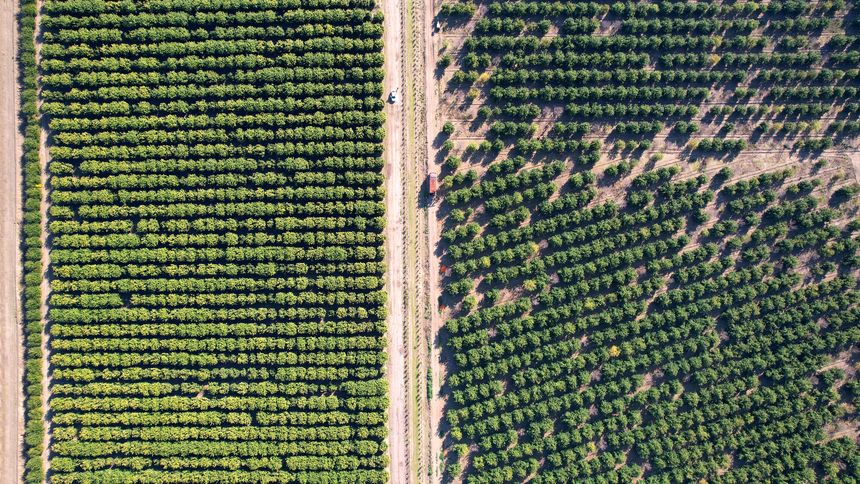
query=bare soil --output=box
[423,0,450,481]
[382,0,412,479]
[34,0,53,475]
[0,0,23,481]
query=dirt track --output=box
[383,0,411,479]
[0,0,22,481]
[422,0,446,480]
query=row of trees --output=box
[493,68,744,86]
[17,0,44,481]
[439,148,857,481]
[40,0,391,479]
[437,0,860,480]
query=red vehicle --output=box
[428,173,438,196]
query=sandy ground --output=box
[851,152,860,184]
[38,83,50,484]
[427,201,445,484]
[33,0,52,475]
[0,0,23,481]
[383,0,411,479]
[399,0,431,478]
[422,0,446,480]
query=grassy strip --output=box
[18,0,45,481]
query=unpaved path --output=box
[422,0,446,481]
[0,0,23,481]
[34,0,52,475]
[851,152,860,184]
[400,0,431,478]
[426,205,444,484]
[383,0,411,479]
[37,85,50,484]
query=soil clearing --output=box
[0,0,23,481]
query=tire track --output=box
[0,0,23,481]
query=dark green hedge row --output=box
[18,0,45,482]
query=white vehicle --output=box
[388,88,399,103]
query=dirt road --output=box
[30,0,52,475]
[383,0,411,479]
[421,0,446,480]
[851,152,860,184]
[0,0,22,481]
[426,204,445,484]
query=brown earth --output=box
[0,0,23,481]
[382,0,412,479]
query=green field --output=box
[11,0,860,481]
[32,0,390,481]
[436,0,860,481]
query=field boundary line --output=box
[0,0,23,480]
[32,0,52,479]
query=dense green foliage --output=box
[40,0,388,481]
[439,0,860,481]
[451,0,860,153]
[18,0,45,481]
[442,162,860,482]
